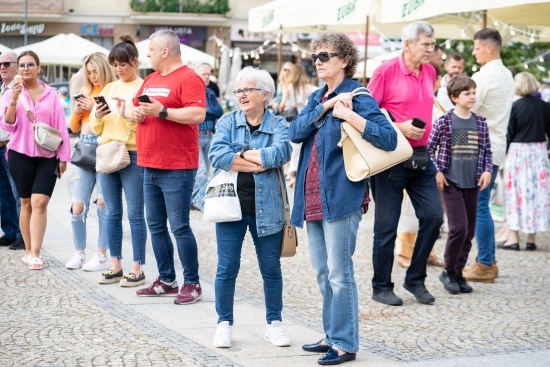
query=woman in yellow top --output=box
[65,52,116,272]
[89,35,146,287]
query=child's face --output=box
[452,87,476,109]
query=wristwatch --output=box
[159,107,168,119]
[240,147,249,159]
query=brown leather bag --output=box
[276,168,297,257]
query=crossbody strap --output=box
[350,86,371,97]
[276,168,291,225]
[17,94,35,124]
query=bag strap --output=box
[350,86,371,97]
[17,94,35,124]
[124,128,132,144]
[276,168,291,226]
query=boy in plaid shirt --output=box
[428,75,492,294]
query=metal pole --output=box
[362,15,369,86]
[277,25,283,78]
[482,10,487,29]
[24,0,28,45]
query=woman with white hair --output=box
[193,66,292,349]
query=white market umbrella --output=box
[217,48,231,97]
[136,39,215,70]
[354,49,402,79]
[223,47,242,106]
[12,33,109,66]
[0,43,12,55]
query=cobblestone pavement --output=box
[1,167,550,366]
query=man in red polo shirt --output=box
[131,30,207,305]
[368,21,443,306]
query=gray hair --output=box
[402,21,434,45]
[196,63,212,72]
[149,30,181,56]
[235,66,275,107]
[0,50,18,62]
[514,72,539,97]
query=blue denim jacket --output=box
[193,109,292,237]
[289,78,397,228]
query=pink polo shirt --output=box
[368,53,436,147]
[0,83,71,161]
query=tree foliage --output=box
[130,0,230,14]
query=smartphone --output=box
[411,116,426,129]
[137,94,152,103]
[74,93,85,100]
[54,162,61,179]
[94,96,111,113]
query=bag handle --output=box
[350,86,371,97]
[276,168,291,226]
[17,94,35,124]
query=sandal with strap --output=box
[22,254,46,265]
[29,257,45,270]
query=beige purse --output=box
[95,129,131,174]
[338,88,413,181]
[276,168,297,257]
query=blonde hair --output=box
[81,52,116,96]
[277,62,294,84]
[514,72,539,97]
[284,64,309,94]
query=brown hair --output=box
[473,28,502,49]
[446,52,464,63]
[17,50,40,66]
[311,31,358,79]
[108,34,139,65]
[447,75,476,105]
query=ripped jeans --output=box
[70,134,108,252]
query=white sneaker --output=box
[264,320,291,347]
[66,251,86,269]
[213,321,232,348]
[82,252,110,272]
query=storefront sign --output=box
[0,22,45,35]
[154,26,206,39]
[81,24,114,36]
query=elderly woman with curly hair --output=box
[289,32,397,365]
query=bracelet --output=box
[240,147,250,159]
[9,100,16,106]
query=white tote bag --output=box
[202,170,242,223]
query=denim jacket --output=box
[193,109,292,237]
[289,78,397,228]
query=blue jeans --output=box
[371,162,443,293]
[0,146,20,239]
[98,151,146,263]
[306,206,363,354]
[475,165,499,266]
[215,214,283,325]
[192,130,214,197]
[144,168,199,284]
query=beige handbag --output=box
[18,95,63,155]
[338,87,413,181]
[95,129,131,174]
[276,168,297,257]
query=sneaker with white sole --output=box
[213,321,232,348]
[264,320,291,347]
[66,251,86,269]
[82,252,110,272]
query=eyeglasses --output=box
[18,63,36,70]
[233,88,262,97]
[311,52,339,63]
[0,61,16,68]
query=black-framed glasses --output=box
[312,52,339,63]
[0,61,15,68]
[233,87,262,97]
[18,63,36,70]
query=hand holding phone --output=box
[411,116,426,129]
[137,94,152,103]
[74,93,85,100]
[94,95,111,114]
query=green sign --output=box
[337,0,357,22]
[262,9,274,29]
[402,0,425,19]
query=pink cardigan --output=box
[0,82,71,162]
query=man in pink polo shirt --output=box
[368,21,443,306]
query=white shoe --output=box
[213,321,232,348]
[264,320,291,347]
[66,251,86,269]
[82,252,110,272]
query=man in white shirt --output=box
[437,52,465,111]
[463,29,515,283]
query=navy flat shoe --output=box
[318,348,356,365]
[303,339,331,353]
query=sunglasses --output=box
[0,61,15,68]
[18,63,36,70]
[311,52,339,63]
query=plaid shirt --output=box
[428,110,493,181]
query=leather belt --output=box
[0,141,9,148]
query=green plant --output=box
[130,0,230,14]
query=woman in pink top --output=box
[0,50,71,270]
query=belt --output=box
[0,141,8,148]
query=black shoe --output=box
[372,290,403,306]
[439,270,460,294]
[497,243,519,251]
[8,237,25,250]
[456,272,473,293]
[318,349,356,366]
[526,243,537,251]
[303,339,331,353]
[0,236,16,247]
[403,283,435,304]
